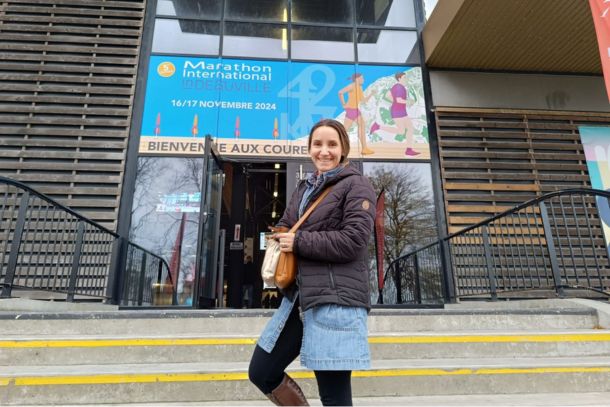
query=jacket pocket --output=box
[311,304,359,331]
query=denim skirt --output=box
[257,295,370,371]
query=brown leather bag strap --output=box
[289,187,332,233]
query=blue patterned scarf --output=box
[298,164,345,217]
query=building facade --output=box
[423,0,610,298]
[125,0,439,308]
[0,0,440,308]
[1,0,608,307]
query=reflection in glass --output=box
[357,29,418,64]
[292,0,353,24]
[198,155,223,306]
[356,0,416,28]
[156,0,222,19]
[152,19,220,56]
[225,0,287,21]
[363,162,437,304]
[130,157,205,306]
[291,26,354,62]
[223,23,287,59]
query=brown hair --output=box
[395,71,405,81]
[308,119,350,164]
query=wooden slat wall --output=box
[436,108,610,295]
[436,108,610,233]
[0,0,146,231]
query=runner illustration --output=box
[369,72,419,156]
[338,73,376,155]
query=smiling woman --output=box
[308,125,343,173]
[308,119,351,171]
[248,118,376,406]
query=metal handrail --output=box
[0,175,176,305]
[382,188,610,305]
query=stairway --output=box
[1,299,610,405]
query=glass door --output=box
[286,161,315,198]
[194,136,224,308]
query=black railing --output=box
[381,243,445,305]
[382,188,610,305]
[0,176,176,306]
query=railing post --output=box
[122,244,136,306]
[395,260,403,304]
[481,226,498,301]
[105,237,123,304]
[67,221,85,302]
[539,201,565,297]
[137,252,147,306]
[439,239,456,303]
[1,191,30,298]
[413,253,422,304]
[156,258,163,284]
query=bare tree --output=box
[368,166,437,264]
[367,165,438,303]
[130,157,168,241]
[176,157,203,193]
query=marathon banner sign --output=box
[138,56,430,160]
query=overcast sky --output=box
[423,0,438,19]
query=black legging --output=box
[248,304,353,406]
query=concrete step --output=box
[0,302,601,337]
[1,357,610,405]
[2,330,610,365]
[10,392,610,407]
[14,392,610,406]
[2,299,608,404]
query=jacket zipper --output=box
[328,264,336,289]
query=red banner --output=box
[168,212,186,288]
[374,190,385,291]
[590,0,610,102]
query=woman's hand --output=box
[274,232,295,252]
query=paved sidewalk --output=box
[16,392,610,406]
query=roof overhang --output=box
[422,0,602,74]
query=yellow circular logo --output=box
[362,200,370,210]
[157,62,176,78]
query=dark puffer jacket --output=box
[276,164,376,311]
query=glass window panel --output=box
[223,23,288,59]
[152,19,220,56]
[362,162,438,304]
[225,0,287,21]
[357,29,418,64]
[130,157,205,306]
[291,0,353,24]
[156,0,222,19]
[356,0,416,28]
[291,26,354,62]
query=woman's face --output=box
[309,126,342,173]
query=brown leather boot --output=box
[266,374,309,406]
